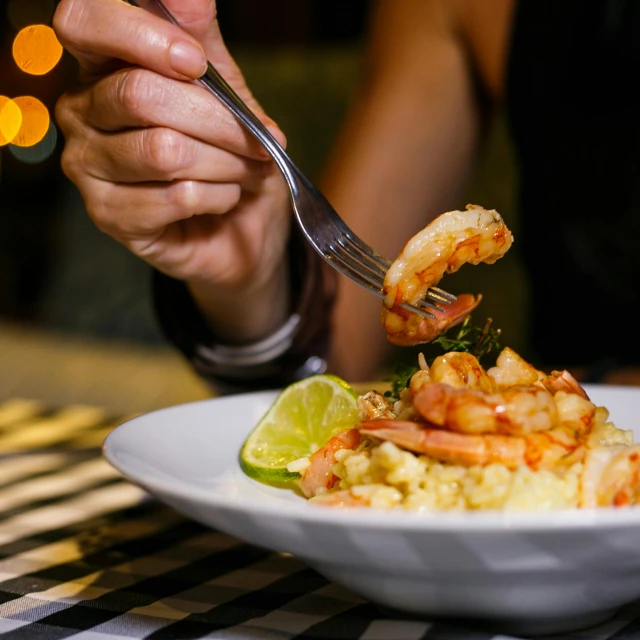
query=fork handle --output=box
[198,64,292,171]
[126,0,300,193]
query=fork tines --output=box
[326,239,457,320]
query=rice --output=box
[322,440,583,511]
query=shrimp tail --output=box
[384,293,481,347]
[543,370,590,400]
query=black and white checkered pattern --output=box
[2,399,640,639]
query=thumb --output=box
[153,0,277,129]
[148,0,226,65]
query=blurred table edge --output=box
[0,320,212,415]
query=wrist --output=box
[153,224,338,393]
[186,258,291,345]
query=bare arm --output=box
[324,0,485,381]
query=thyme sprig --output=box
[432,316,502,361]
[383,316,502,401]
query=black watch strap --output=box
[152,225,337,394]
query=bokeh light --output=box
[12,24,63,76]
[7,0,56,32]
[10,96,50,147]
[0,96,23,146]
[8,120,58,164]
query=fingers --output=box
[146,0,223,59]
[131,0,229,68]
[58,67,285,161]
[53,0,208,79]
[151,0,254,108]
[78,176,242,239]
[82,126,268,188]
[94,68,282,157]
[56,61,289,243]
[56,68,283,190]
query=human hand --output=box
[53,0,292,339]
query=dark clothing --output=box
[506,0,640,369]
[153,225,336,394]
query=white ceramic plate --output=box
[104,384,640,636]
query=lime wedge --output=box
[240,374,359,484]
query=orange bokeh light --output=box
[10,96,50,147]
[12,24,63,76]
[0,96,23,146]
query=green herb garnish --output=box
[384,361,421,401]
[383,316,502,401]
[432,316,502,362]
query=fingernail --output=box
[170,41,207,78]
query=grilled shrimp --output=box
[298,429,361,498]
[412,382,595,436]
[542,370,590,400]
[359,419,585,470]
[413,383,560,435]
[383,294,482,347]
[428,352,496,392]
[487,347,545,389]
[382,205,513,346]
[487,347,590,399]
[580,444,640,507]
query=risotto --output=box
[327,421,632,512]
[295,348,640,512]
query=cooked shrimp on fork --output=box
[382,205,513,346]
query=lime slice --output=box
[240,374,359,484]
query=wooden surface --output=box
[0,321,212,415]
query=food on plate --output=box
[241,320,640,511]
[240,203,640,511]
[297,347,640,511]
[382,204,513,346]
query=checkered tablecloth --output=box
[3,398,640,640]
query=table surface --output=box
[3,328,640,639]
[0,322,213,416]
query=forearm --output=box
[323,0,482,382]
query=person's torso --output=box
[461,0,640,367]
[506,0,640,367]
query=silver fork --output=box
[129,0,456,318]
